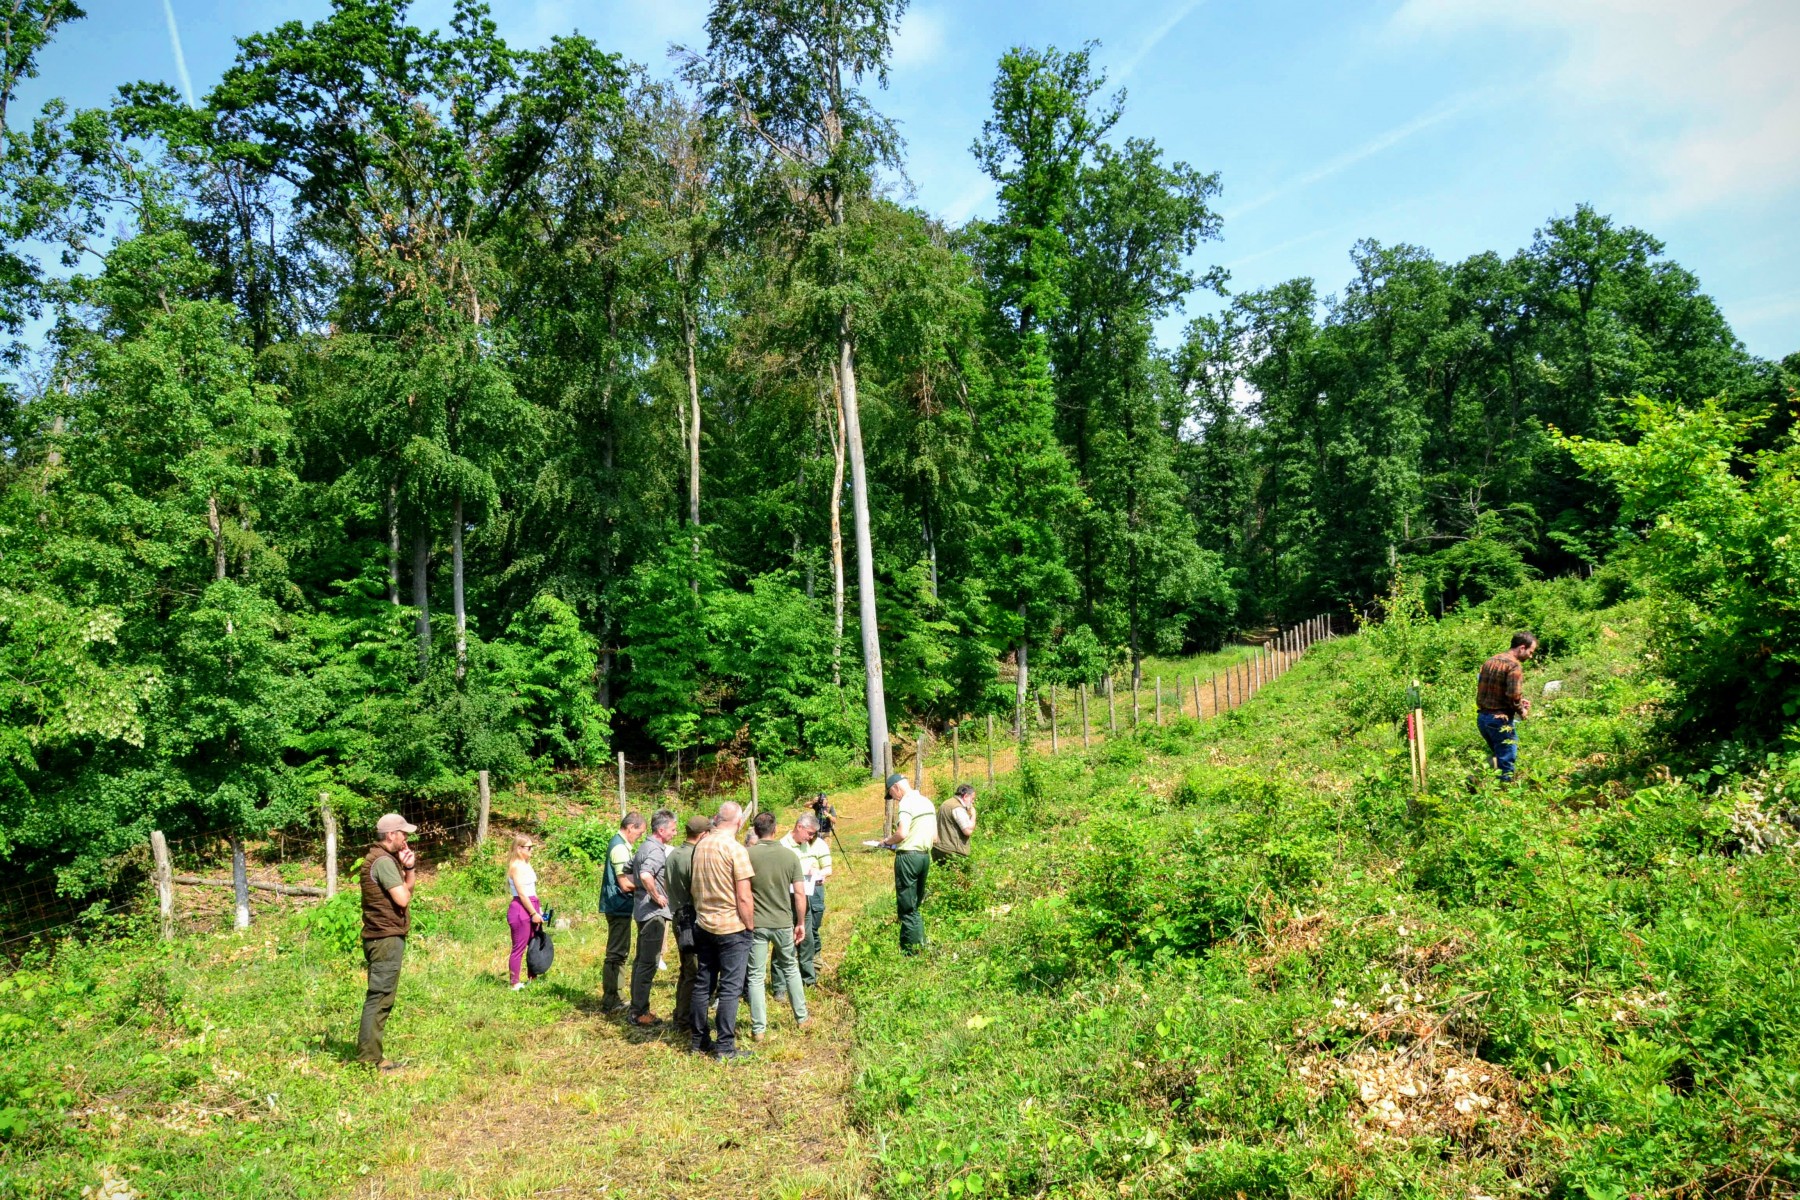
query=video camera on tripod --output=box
[810,792,837,837]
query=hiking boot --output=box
[632,1013,663,1028]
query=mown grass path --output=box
[360,784,896,1200]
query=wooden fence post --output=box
[616,751,627,818]
[230,833,250,930]
[1107,676,1117,733]
[320,793,337,898]
[985,715,995,787]
[1155,677,1163,726]
[883,740,896,836]
[914,727,925,790]
[952,722,961,783]
[747,757,760,828]
[1131,677,1140,729]
[476,770,491,847]
[150,830,173,940]
[1211,673,1219,717]
[1080,683,1090,751]
[1049,686,1058,754]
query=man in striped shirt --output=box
[1476,632,1536,782]
[779,812,833,986]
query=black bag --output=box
[526,907,556,979]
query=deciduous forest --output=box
[4,3,1800,1196]
[5,0,1792,888]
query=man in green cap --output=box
[358,812,419,1070]
[876,772,935,953]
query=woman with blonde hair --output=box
[505,834,545,990]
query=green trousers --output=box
[601,913,633,1007]
[894,850,930,952]
[357,935,406,1064]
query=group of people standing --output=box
[353,773,975,1069]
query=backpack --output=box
[526,907,556,978]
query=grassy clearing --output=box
[7,581,1796,1198]
[842,588,1800,1198]
[0,785,901,1200]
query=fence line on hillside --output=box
[2,616,1338,960]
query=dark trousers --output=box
[357,935,405,1063]
[799,883,826,985]
[629,916,667,1018]
[894,851,930,952]
[602,913,633,1006]
[1477,712,1518,781]
[673,931,700,1028]
[690,926,752,1054]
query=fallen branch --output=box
[173,875,326,897]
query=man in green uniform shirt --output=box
[877,772,936,953]
[744,812,809,1039]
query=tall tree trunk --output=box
[839,310,889,774]
[685,309,702,529]
[230,833,250,930]
[829,365,848,690]
[412,526,431,670]
[684,308,702,593]
[452,496,467,681]
[208,493,226,582]
[1014,608,1030,739]
[386,482,400,605]
[923,509,938,600]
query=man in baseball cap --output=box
[358,813,419,1069]
[875,772,936,953]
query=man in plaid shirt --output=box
[1476,632,1537,781]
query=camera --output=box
[810,792,836,837]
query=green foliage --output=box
[1561,394,1800,743]
[848,584,1800,1198]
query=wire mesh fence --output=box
[2,617,1341,961]
[0,791,482,962]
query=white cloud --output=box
[1391,0,1800,215]
[891,6,948,72]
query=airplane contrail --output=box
[1225,91,1489,220]
[1115,0,1207,83]
[160,0,196,107]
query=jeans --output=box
[894,851,930,952]
[747,926,808,1034]
[690,926,753,1054]
[601,913,633,1006]
[1477,712,1518,781]
[506,896,539,985]
[799,884,825,985]
[357,936,406,1063]
[629,916,667,1018]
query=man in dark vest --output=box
[600,812,645,1013]
[358,813,419,1069]
[933,783,977,869]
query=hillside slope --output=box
[842,590,1800,1198]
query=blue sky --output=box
[23,0,1800,358]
